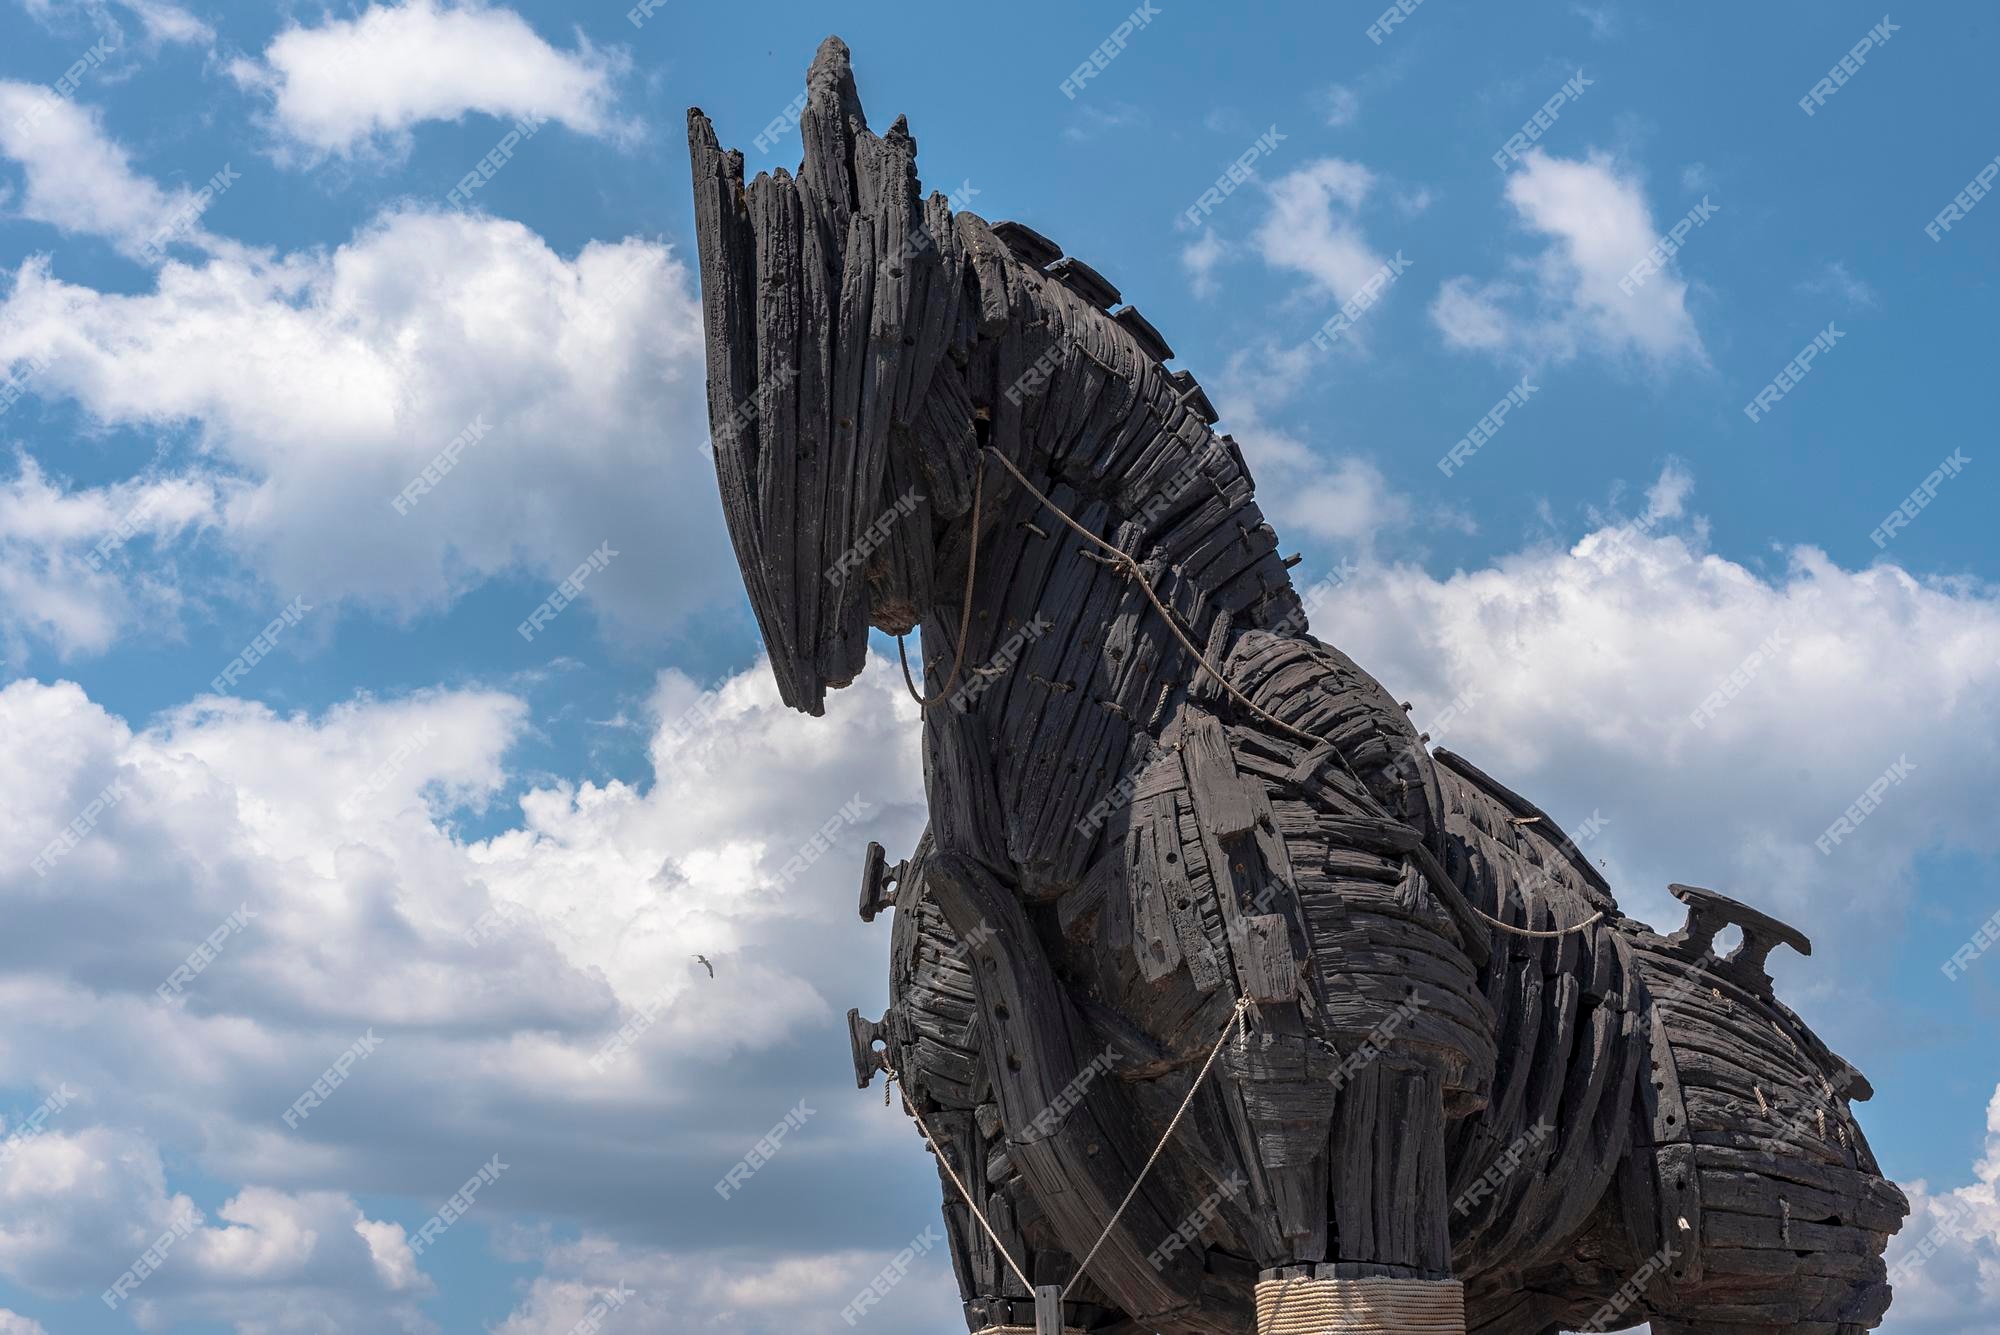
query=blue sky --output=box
[0,1,1995,1331]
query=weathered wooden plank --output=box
[989,219,1061,268]
[1239,915,1296,1002]
[1129,797,1183,983]
[1180,710,1257,838]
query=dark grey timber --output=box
[686,37,1907,1335]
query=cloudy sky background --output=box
[0,1,1995,1331]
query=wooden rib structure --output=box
[687,37,1907,1335]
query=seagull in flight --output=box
[693,954,714,978]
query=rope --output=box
[988,446,1288,739]
[1062,997,1252,1299]
[1261,1273,1302,1329]
[885,1062,1035,1294]
[1472,906,1604,938]
[1254,1276,1465,1334]
[886,998,1254,1312]
[897,452,988,708]
[981,446,1599,941]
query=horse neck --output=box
[913,367,1306,890]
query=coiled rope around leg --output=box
[1255,1275,1465,1335]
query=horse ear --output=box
[798,36,865,247]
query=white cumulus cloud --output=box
[1883,1084,2000,1331]
[0,458,219,662]
[1253,157,1387,301]
[489,1231,963,1335]
[0,1126,429,1330]
[1320,473,2000,988]
[1430,149,1707,371]
[0,81,220,260]
[0,208,725,646]
[0,648,933,1319]
[228,0,631,159]
[1206,342,1420,554]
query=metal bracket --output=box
[858,840,907,923]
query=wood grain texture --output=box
[687,37,1906,1334]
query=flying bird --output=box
[692,954,714,978]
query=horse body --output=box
[689,37,1905,1333]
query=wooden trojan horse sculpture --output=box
[687,38,1907,1335]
